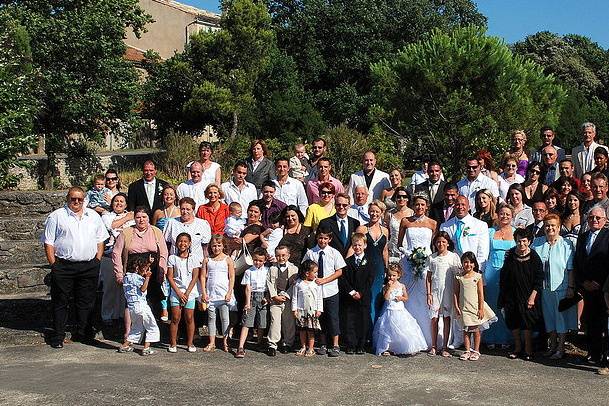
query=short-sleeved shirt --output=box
[167,254,202,300]
[163,217,211,258]
[242,266,269,292]
[302,245,346,298]
[123,273,147,308]
[42,206,109,261]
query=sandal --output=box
[235,348,245,358]
[469,350,480,361]
[427,347,436,357]
[441,350,452,358]
[296,347,306,356]
[381,351,391,356]
[223,343,230,353]
[203,344,216,352]
[459,351,471,361]
[508,352,520,360]
[305,349,316,357]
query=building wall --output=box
[124,0,219,59]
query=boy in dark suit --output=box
[339,233,374,354]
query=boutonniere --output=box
[157,184,163,193]
[360,258,368,267]
[462,226,477,237]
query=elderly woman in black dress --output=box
[498,227,544,361]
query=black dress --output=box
[474,211,494,228]
[278,225,313,265]
[498,248,544,330]
[523,182,544,207]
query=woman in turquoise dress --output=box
[354,200,389,325]
[483,204,516,347]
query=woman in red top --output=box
[196,184,229,235]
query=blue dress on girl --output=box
[483,227,516,345]
[367,231,387,325]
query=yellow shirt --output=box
[304,203,336,231]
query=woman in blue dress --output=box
[354,200,389,325]
[483,204,516,347]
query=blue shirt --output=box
[123,273,147,308]
[532,236,574,291]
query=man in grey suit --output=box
[414,161,446,206]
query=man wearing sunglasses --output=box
[42,187,109,349]
[574,206,609,373]
[318,193,360,257]
[457,157,499,211]
[529,127,565,164]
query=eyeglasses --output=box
[543,153,555,157]
[320,191,333,195]
[105,177,118,181]
[335,203,349,208]
[529,169,541,175]
[396,195,408,199]
[466,165,479,170]
[70,197,84,202]
[589,215,605,221]
[505,164,517,168]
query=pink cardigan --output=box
[112,225,168,281]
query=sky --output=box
[181,0,609,49]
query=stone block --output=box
[0,191,66,216]
[0,217,46,241]
[0,240,46,265]
[0,265,50,294]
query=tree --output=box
[269,0,487,128]
[370,26,566,178]
[183,0,275,139]
[0,12,39,188]
[3,0,152,187]
[512,32,609,149]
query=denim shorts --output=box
[169,296,196,310]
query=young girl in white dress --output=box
[454,252,497,361]
[200,235,235,353]
[292,260,323,357]
[426,231,461,357]
[373,263,428,356]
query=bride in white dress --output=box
[385,187,414,262]
[397,193,437,349]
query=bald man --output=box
[346,151,390,204]
[177,161,209,211]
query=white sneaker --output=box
[167,346,177,353]
[188,346,197,353]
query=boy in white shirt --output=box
[235,248,269,358]
[302,225,346,357]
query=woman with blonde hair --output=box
[505,130,529,177]
[473,189,497,228]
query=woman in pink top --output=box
[112,206,168,335]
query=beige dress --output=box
[456,273,497,331]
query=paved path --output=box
[1,339,608,405]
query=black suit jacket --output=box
[245,157,276,191]
[574,228,609,288]
[525,222,545,239]
[415,180,446,206]
[430,201,454,224]
[339,254,374,304]
[318,214,360,257]
[127,178,169,213]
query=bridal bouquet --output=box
[408,247,429,279]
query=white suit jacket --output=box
[439,215,489,273]
[346,169,390,204]
[572,142,608,178]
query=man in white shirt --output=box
[272,157,308,216]
[457,157,499,210]
[572,122,609,178]
[347,185,371,225]
[42,187,109,348]
[221,162,258,218]
[177,161,208,212]
[346,151,391,204]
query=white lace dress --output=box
[400,226,433,348]
[372,285,428,355]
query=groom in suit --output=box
[318,193,360,257]
[414,161,446,206]
[574,207,609,371]
[127,160,169,213]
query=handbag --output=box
[234,240,253,276]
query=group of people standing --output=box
[41,123,609,374]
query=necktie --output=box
[318,251,325,278]
[429,184,436,202]
[359,206,370,222]
[455,220,464,255]
[587,232,596,254]
[145,182,154,208]
[355,257,361,267]
[339,218,348,245]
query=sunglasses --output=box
[396,195,408,199]
[529,169,541,175]
[70,197,84,202]
[105,177,118,181]
[320,191,333,195]
[505,164,517,168]
[589,215,606,221]
[335,203,350,208]
[466,165,479,170]
[543,153,555,157]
